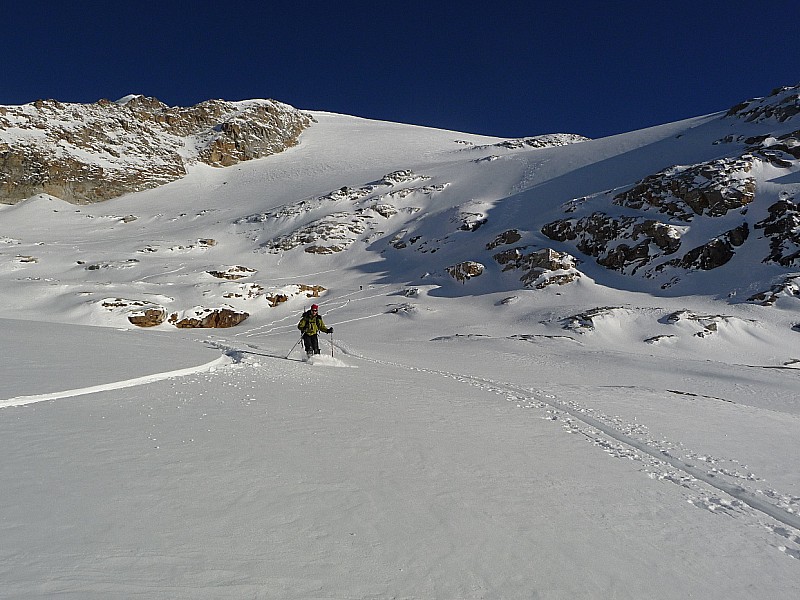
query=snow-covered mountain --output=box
[1,85,798,331]
[2,86,800,598]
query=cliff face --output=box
[0,95,312,204]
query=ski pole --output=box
[330,331,334,357]
[286,335,303,359]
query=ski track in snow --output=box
[302,340,800,557]
[224,281,800,552]
[5,310,799,559]
[233,285,393,340]
[6,264,798,556]
[0,355,232,409]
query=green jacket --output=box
[298,311,331,336]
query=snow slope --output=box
[1,96,799,598]
[1,311,798,599]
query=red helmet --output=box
[311,304,319,310]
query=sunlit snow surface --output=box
[1,110,799,598]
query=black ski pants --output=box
[302,333,321,354]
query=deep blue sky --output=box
[4,1,798,139]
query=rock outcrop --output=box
[726,85,800,123]
[486,229,522,250]
[561,307,630,334]
[168,306,249,329]
[0,95,312,204]
[612,156,756,221]
[748,275,800,306]
[493,246,580,288]
[542,214,683,276]
[265,284,325,307]
[652,223,749,273]
[446,261,485,283]
[755,196,800,267]
[127,307,168,327]
[492,133,590,150]
[539,87,800,292]
[207,266,257,280]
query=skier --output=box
[297,304,333,356]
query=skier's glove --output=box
[328,327,334,333]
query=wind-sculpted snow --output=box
[236,170,432,223]
[235,170,450,254]
[559,306,633,334]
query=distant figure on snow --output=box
[297,304,333,356]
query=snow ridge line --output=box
[338,346,800,533]
[0,354,231,409]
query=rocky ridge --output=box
[539,84,800,298]
[0,95,312,204]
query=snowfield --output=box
[1,103,799,598]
